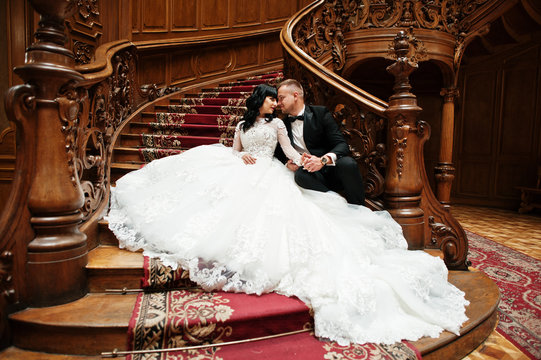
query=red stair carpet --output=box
[128,260,420,360]
[138,72,283,163]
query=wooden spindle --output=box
[12,0,88,306]
[384,30,427,249]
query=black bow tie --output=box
[288,114,304,122]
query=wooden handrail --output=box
[280,1,388,116]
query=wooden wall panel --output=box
[131,0,304,40]
[139,54,167,86]
[458,162,492,196]
[137,34,283,89]
[500,55,537,156]
[201,0,228,29]
[170,51,197,83]
[0,129,15,215]
[197,47,233,78]
[232,0,260,28]
[265,1,296,23]
[132,0,140,32]
[263,38,283,64]
[453,42,541,208]
[460,71,495,157]
[142,0,168,32]
[171,0,198,31]
[235,42,259,69]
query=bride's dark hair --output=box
[241,84,277,132]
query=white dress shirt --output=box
[290,106,336,165]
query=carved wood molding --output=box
[292,0,513,89]
[293,0,348,72]
[65,0,103,65]
[343,0,491,35]
[76,48,179,223]
[0,83,38,310]
[291,0,494,72]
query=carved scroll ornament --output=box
[76,50,136,220]
[292,0,348,72]
[75,49,181,221]
[343,0,490,35]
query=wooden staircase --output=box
[1,72,499,359]
[109,72,283,184]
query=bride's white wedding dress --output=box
[107,117,469,345]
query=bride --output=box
[107,83,469,346]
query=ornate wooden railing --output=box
[0,4,180,341]
[0,9,162,313]
[281,0,487,270]
[0,1,290,343]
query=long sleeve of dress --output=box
[275,119,302,166]
[232,121,247,158]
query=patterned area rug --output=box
[467,230,540,359]
[127,257,421,360]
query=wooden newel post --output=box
[435,87,458,208]
[384,31,426,249]
[15,0,87,306]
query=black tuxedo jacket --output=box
[275,105,350,163]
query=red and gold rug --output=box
[126,287,421,360]
[467,230,540,359]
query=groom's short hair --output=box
[278,79,304,99]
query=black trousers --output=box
[294,156,365,205]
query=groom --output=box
[275,79,365,205]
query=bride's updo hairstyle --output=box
[241,84,277,132]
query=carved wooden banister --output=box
[2,1,89,308]
[281,0,470,269]
[0,2,166,313]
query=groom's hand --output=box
[302,155,324,172]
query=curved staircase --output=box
[2,71,499,359]
[109,71,283,183]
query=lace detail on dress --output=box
[232,118,301,164]
[238,119,278,159]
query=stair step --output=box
[139,113,242,125]
[110,162,144,184]
[111,147,142,163]
[155,104,247,116]
[202,85,257,92]
[171,97,246,106]
[0,347,99,360]
[184,91,253,99]
[97,219,121,246]
[219,78,279,86]
[10,293,137,355]
[120,126,234,146]
[86,245,143,292]
[424,248,444,259]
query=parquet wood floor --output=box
[452,204,541,260]
[452,204,540,360]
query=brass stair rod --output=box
[105,286,201,294]
[101,328,312,358]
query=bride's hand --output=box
[286,160,299,171]
[242,154,257,165]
